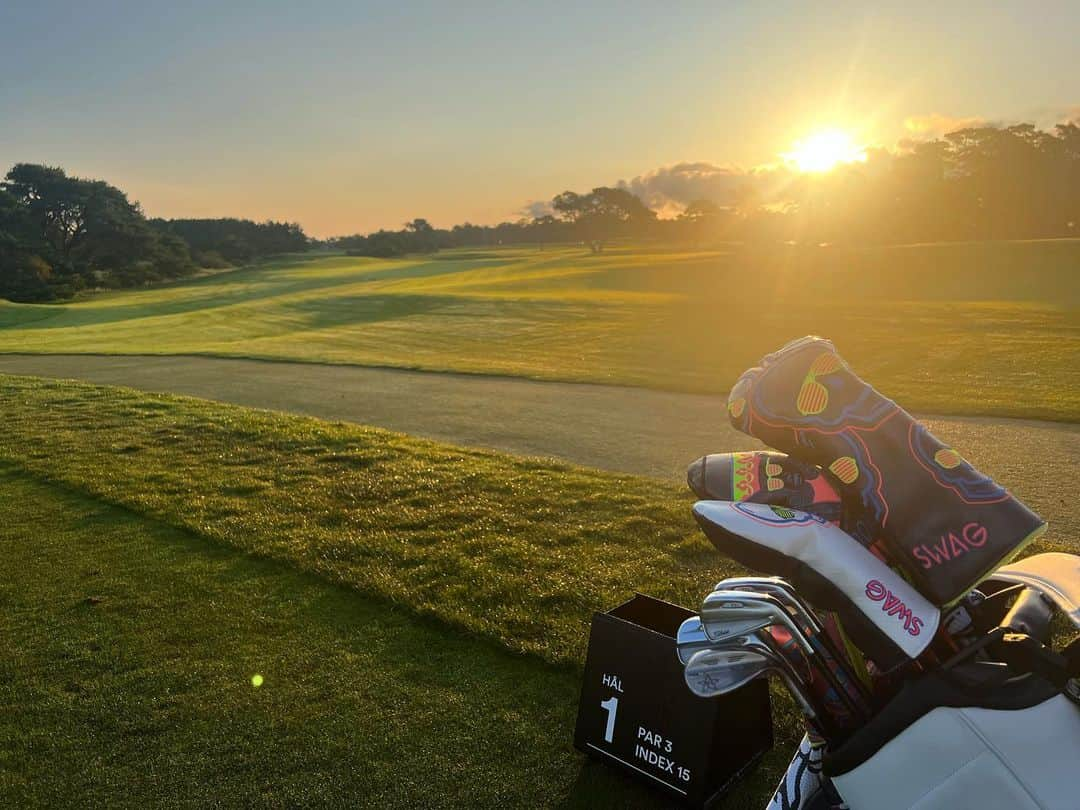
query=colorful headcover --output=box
[693,501,939,670]
[688,450,844,525]
[687,451,899,571]
[726,336,1046,606]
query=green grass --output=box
[1,376,1076,807]
[0,376,802,807]
[0,376,716,666]
[0,468,699,807]
[1,241,1078,420]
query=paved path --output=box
[1,354,1076,544]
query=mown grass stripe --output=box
[1,244,1077,420]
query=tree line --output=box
[0,163,309,302]
[335,121,1080,256]
[4,121,1078,300]
[332,188,658,256]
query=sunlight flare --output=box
[782,129,867,172]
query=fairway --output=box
[1,241,1078,421]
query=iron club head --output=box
[701,589,815,654]
[676,615,714,666]
[683,642,820,721]
[715,576,824,633]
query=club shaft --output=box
[721,579,874,713]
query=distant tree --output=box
[678,199,718,221]
[2,163,195,297]
[552,186,656,250]
[404,218,434,233]
[151,218,309,265]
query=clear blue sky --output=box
[2,1,1077,236]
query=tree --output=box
[2,164,93,268]
[552,186,656,249]
[150,218,309,264]
[678,199,721,223]
[2,163,196,295]
[0,188,53,301]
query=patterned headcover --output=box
[688,450,860,537]
[727,336,1046,606]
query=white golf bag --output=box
[826,552,1080,810]
[830,693,1080,810]
[688,502,1080,810]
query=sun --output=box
[782,129,867,173]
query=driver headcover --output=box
[727,336,1046,606]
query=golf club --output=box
[716,576,825,632]
[676,615,716,666]
[716,576,875,711]
[701,589,818,650]
[678,610,839,735]
[737,628,843,741]
[702,588,870,727]
[700,589,802,643]
[683,644,820,723]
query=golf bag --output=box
[675,336,1079,810]
[827,682,1080,810]
[726,336,1046,606]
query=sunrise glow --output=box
[783,129,868,173]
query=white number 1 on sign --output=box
[600,696,619,743]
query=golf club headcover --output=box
[687,451,844,522]
[693,500,940,672]
[726,336,1046,606]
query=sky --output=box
[2,1,1078,237]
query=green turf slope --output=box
[1,376,1075,806]
[1,241,1077,420]
[0,467,715,807]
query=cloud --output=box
[616,162,750,212]
[1053,105,1080,125]
[520,199,554,219]
[903,113,988,139]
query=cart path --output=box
[1,354,1076,545]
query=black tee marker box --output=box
[574,594,773,808]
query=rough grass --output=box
[0,376,716,666]
[2,467,747,808]
[1,377,1075,807]
[1,241,1077,420]
[0,379,807,807]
